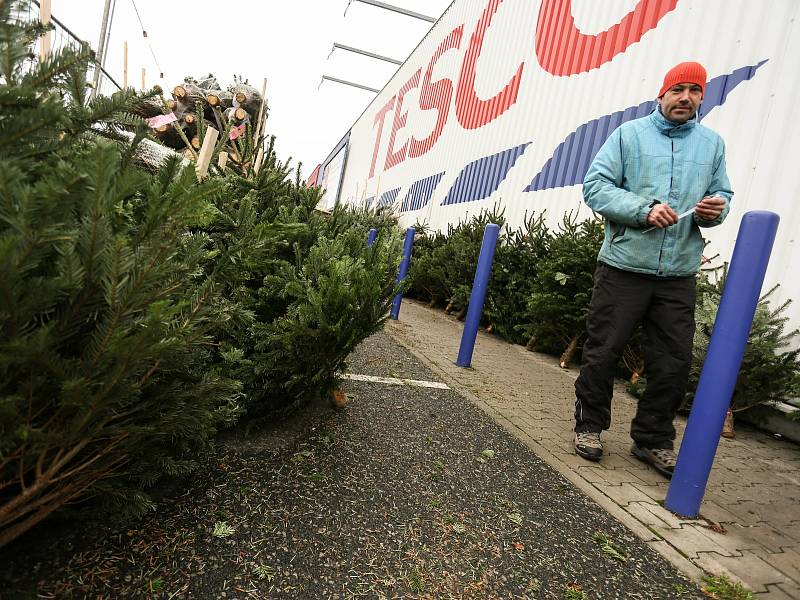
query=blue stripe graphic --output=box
[442,143,531,206]
[400,172,445,212]
[377,187,401,208]
[524,61,767,193]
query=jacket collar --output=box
[650,107,698,136]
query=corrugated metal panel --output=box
[332,0,800,332]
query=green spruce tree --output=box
[0,3,239,546]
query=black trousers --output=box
[574,263,696,449]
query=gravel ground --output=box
[0,331,704,599]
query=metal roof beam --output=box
[345,0,436,23]
[320,75,380,93]
[330,42,403,65]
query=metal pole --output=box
[91,0,113,99]
[457,224,501,368]
[665,211,780,517]
[330,43,402,65]
[320,75,380,94]
[346,0,436,22]
[123,41,128,88]
[101,0,117,71]
[390,227,415,320]
[367,228,378,247]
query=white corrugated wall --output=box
[330,0,800,332]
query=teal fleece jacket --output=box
[583,108,733,277]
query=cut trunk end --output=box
[559,333,581,369]
[330,389,348,410]
[721,409,735,438]
[525,334,536,352]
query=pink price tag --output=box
[146,113,177,128]
[229,123,246,140]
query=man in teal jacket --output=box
[573,62,733,478]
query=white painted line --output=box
[342,373,449,390]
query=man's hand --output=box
[695,195,726,221]
[646,203,679,229]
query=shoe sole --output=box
[575,446,602,462]
[631,446,673,479]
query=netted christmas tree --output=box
[686,266,800,413]
[484,212,551,344]
[407,222,449,307]
[520,212,604,367]
[200,155,402,416]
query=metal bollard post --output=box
[457,223,501,368]
[665,211,780,517]
[390,227,415,320]
[367,228,378,247]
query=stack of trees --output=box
[0,3,400,547]
[133,73,270,179]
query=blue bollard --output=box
[390,227,415,320]
[665,211,780,517]
[367,228,378,247]
[457,223,501,368]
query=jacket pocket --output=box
[610,225,627,245]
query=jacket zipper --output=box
[657,136,674,273]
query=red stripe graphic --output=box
[536,0,679,76]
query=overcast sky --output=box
[49,0,452,179]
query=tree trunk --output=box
[455,307,467,321]
[444,301,453,314]
[629,365,644,385]
[131,96,165,119]
[721,409,735,438]
[172,83,208,109]
[229,83,262,116]
[525,334,536,351]
[559,333,581,369]
[330,388,348,410]
[427,296,438,309]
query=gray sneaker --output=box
[631,444,676,478]
[574,431,603,461]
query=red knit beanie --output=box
[658,62,707,98]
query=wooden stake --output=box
[123,41,128,88]
[141,67,146,91]
[195,126,219,181]
[253,147,264,175]
[39,0,51,61]
[217,152,228,170]
[253,78,268,145]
